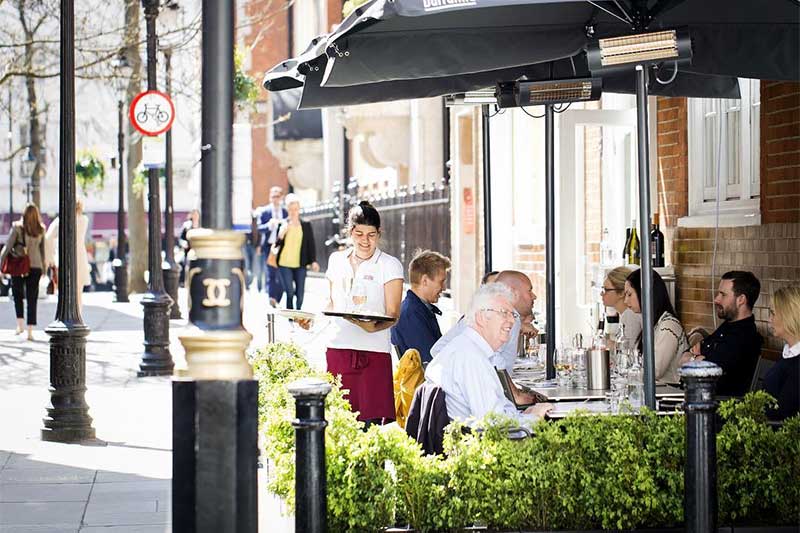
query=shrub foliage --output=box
[252,344,800,532]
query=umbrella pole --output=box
[545,104,556,380]
[482,104,493,274]
[635,65,656,410]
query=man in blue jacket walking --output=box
[391,250,451,364]
[258,185,288,306]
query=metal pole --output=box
[42,0,96,443]
[544,104,556,380]
[289,378,331,533]
[7,88,12,229]
[163,49,181,319]
[481,104,492,274]
[680,361,723,533]
[138,0,174,377]
[173,1,256,529]
[200,0,233,229]
[442,97,450,183]
[114,99,129,303]
[635,65,656,410]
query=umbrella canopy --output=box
[318,0,799,87]
[264,51,742,109]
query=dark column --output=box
[289,378,331,533]
[138,0,174,377]
[442,97,450,183]
[42,0,96,443]
[544,104,556,380]
[635,65,656,409]
[6,88,13,226]
[481,104,492,274]
[114,99,129,303]
[173,1,256,531]
[162,49,181,319]
[680,361,723,533]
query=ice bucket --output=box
[586,349,610,390]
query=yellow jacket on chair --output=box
[393,348,425,428]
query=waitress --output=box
[325,201,404,425]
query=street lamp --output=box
[161,49,181,319]
[138,0,174,377]
[21,149,36,203]
[111,53,132,303]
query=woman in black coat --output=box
[765,285,800,421]
[275,193,319,309]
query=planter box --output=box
[386,526,798,532]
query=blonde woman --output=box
[1,203,47,340]
[46,198,92,312]
[602,266,642,344]
[765,285,800,420]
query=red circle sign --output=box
[129,90,175,136]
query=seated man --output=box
[431,270,539,404]
[424,282,552,426]
[391,250,451,364]
[680,271,763,396]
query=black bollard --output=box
[289,378,331,533]
[679,360,723,533]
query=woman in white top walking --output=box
[323,201,404,425]
[46,198,92,313]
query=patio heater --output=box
[587,28,692,409]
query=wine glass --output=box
[555,346,574,388]
[350,282,367,313]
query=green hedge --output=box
[252,343,800,532]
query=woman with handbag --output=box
[1,203,47,340]
[274,193,319,309]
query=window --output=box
[684,79,761,226]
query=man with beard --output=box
[680,271,763,396]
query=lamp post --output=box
[111,55,132,303]
[138,0,174,377]
[162,48,181,319]
[6,89,13,230]
[22,150,36,203]
[42,0,96,443]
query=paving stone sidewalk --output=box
[0,278,333,532]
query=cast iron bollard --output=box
[266,312,275,344]
[679,360,723,533]
[289,378,331,533]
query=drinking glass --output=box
[555,346,574,388]
[572,348,587,389]
[350,282,367,313]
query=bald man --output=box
[431,270,540,404]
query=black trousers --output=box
[12,267,42,325]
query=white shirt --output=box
[325,248,404,353]
[425,326,538,427]
[430,315,521,371]
[783,341,800,359]
[620,308,642,345]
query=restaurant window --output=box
[684,79,760,226]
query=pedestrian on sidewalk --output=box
[1,203,47,341]
[275,193,319,309]
[178,209,200,287]
[46,198,92,313]
[258,186,288,307]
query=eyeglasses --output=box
[601,287,622,294]
[482,308,520,321]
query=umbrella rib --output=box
[586,1,632,25]
[611,0,634,23]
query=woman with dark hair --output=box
[322,200,404,425]
[624,269,688,384]
[1,203,47,340]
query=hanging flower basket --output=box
[75,150,106,194]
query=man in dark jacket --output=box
[681,271,763,396]
[391,250,450,364]
[258,186,288,306]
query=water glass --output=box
[555,347,574,388]
[604,390,620,414]
[572,348,587,389]
[350,282,367,313]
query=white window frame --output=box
[681,79,761,228]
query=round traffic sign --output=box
[129,90,175,136]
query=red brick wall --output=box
[761,82,800,223]
[513,243,546,306]
[657,83,800,360]
[243,0,291,208]
[656,97,688,229]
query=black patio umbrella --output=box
[261,0,799,409]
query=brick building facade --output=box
[657,82,800,359]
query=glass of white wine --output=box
[350,282,367,313]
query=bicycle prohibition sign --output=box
[129,90,175,136]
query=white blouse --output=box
[325,248,404,353]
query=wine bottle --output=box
[628,219,640,265]
[622,227,632,262]
[650,213,665,267]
